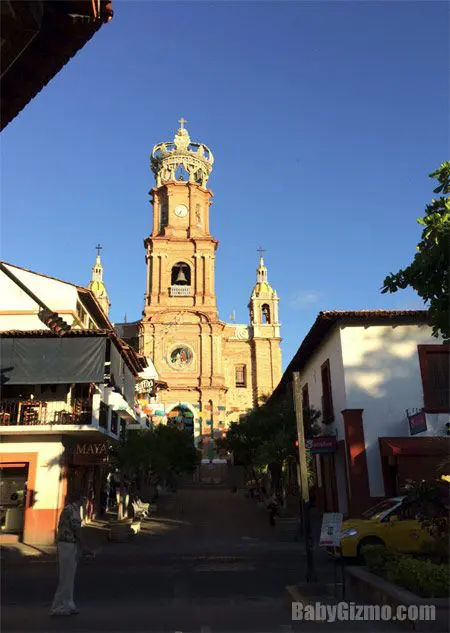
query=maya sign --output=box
[73,442,109,464]
[305,436,337,454]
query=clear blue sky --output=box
[1,1,448,369]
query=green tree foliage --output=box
[148,424,200,481]
[404,478,449,562]
[217,396,322,491]
[110,427,199,516]
[382,162,450,341]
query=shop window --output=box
[99,402,108,429]
[321,359,334,423]
[302,383,310,421]
[418,345,450,412]
[302,383,310,411]
[110,410,118,435]
[235,365,247,388]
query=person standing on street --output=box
[50,492,84,617]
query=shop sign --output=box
[73,442,109,465]
[305,436,337,454]
[319,512,343,547]
[408,410,427,436]
[136,379,153,393]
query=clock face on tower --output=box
[174,204,188,218]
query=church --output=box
[114,121,282,454]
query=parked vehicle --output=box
[328,496,436,560]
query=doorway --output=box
[0,465,28,537]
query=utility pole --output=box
[292,371,316,583]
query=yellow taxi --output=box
[329,496,435,560]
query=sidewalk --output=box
[1,493,176,563]
[1,489,319,564]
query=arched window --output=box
[261,304,271,324]
[175,165,189,181]
[171,262,191,286]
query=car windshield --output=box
[362,499,401,521]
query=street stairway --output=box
[2,489,438,632]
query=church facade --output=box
[133,122,282,451]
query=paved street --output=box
[1,489,420,633]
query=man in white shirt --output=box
[50,492,84,617]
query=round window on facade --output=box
[169,346,193,369]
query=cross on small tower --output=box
[95,244,103,257]
[178,117,188,129]
[257,247,266,259]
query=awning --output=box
[1,337,106,385]
[379,437,450,457]
[107,390,137,422]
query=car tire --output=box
[357,537,385,563]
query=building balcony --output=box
[169,285,193,297]
[0,398,92,427]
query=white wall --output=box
[299,326,347,439]
[298,326,349,513]
[341,323,450,497]
[0,265,79,331]
[0,440,64,510]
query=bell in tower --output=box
[171,262,190,286]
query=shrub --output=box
[362,544,390,575]
[385,556,449,598]
[362,544,449,598]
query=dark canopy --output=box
[1,337,107,385]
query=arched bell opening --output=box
[261,304,271,324]
[171,262,191,286]
[175,165,190,181]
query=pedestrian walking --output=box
[50,492,84,617]
[266,492,280,527]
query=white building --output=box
[273,310,450,517]
[0,259,150,544]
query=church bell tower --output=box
[143,119,218,320]
[136,120,282,449]
[140,120,226,436]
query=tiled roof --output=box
[1,1,113,130]
[271,309,430,399]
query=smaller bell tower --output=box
[248,249,282,402]
[88,244,110,317]
[249,249,280,339]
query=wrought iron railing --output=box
[0,399,92,426]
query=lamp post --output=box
[292,371,316,583]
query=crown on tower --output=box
[151,118,214,188]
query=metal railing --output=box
[0,399,92,426]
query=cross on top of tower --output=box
[95,244,103,257]
[257,247,266,259]
[178,117,188,130]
